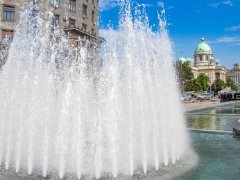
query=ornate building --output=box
[0,0,103,47]
[178,38,227,84]
[227,63,240,87]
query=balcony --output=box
[63,25,104,44]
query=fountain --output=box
[0,1,196,179]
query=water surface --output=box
[181,102,240,179]
[180,132,240,180]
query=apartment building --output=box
[0,0,103,47]
[0,0,18,44]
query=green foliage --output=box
[195,73,209,91]
[184,79,197,92]
[175,61,222,92]
[226,77,238,90]
[212,79,226,93]
[181,62,194,81]
[176,61,194,81]
[175,61,194,91]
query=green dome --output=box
[195,38,212,53]
[186,58,193,61]
[178,57,187,62]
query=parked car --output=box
[207,92,214,98]
[186,92,198,98]
[197,93,214,100]
[180,94,192,101]
[196,94,205,100]
[203,93,213,100]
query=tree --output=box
[212,79,225,93]
[175,61,194,91]
[195,73,209,91]
[184,79,197,92]
[181,62,194,81]
[226,77,238,91]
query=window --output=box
[69,18,75,27]
[51,0,60,8]
[69,0,76,12]
[51,14,59,26]
[199,55,202,61]
[3,5,15,21]
[215,73,220,80]
[82,23,87,31]
[91,28,95,35]
[1,30,14,44]
[92,11,95,23]
[83,4,88,18]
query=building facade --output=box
[0,0,19,43]
[0,0,102,46]
[227,63,240,86]
[178,38,227,84]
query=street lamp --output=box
[208,81,212,93]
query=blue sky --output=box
[99,0,240,69]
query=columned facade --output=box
[227,63,240,86]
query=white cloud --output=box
[232,43,240,46]
[157,2,165,7]
[209,3,220,8]
[210,36,240,44]
[222,0,233,6]
[225,24,240,31]
[167,6,174,10]
[157,2,174,11]
[209,0,233,8]
[143,4,154,7]
[99,0,119,11]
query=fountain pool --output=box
[1,102,240,179]
[180,102,240,179]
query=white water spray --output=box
[0,1,194,179]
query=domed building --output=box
[194,38,213,66]
[179,38,227,84]
[178,57,187,62]
[194,38,227,84]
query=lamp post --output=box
[208,81,212,93]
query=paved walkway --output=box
[184,99,240,112]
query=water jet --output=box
[0,1,196,179]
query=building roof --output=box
[233,63,240,70]
[195,38,212,53]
